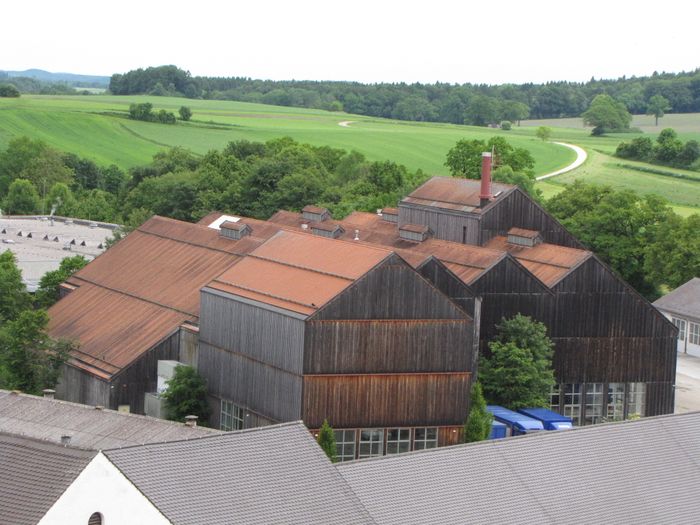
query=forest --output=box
[108,65,700,124]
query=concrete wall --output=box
[39,453,170,525]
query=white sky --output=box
[2,0,699,84]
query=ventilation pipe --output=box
[185,415,198,428]
[480,152,493,207]
[42,389,55,399]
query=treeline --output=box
[109,65,700,124]
[616,129,700,170]
[0,72,77,95]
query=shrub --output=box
[500,120,512,130]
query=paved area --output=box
[675,352,700,413]
[536,142,588,180]
[0,216,116,291]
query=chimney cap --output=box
[42,388,56,399]
[60,435,72,446]
[184,415,198,427]
[482,151,493,157]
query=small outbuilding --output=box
[653,277,700,357]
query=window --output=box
[88,513,103,525]
[606,383,625,422]
[334,429,356,462]
[413,428,438,450]
[549,384,561,412]
[689,322,700,346]
[627,383,646,418]
[220,400,244,431]
[359,429,383,458]
[585,383,604,425]
[563,384,582,426]
[673,318,686,341]
[386,428,411,455]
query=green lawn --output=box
[0,95,574,176]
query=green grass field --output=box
[0,95,574,176]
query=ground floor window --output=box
[689,322,700,346]
[386,428,411,454]
[359,429,384,458]
[563,384,582,426]
[584,383,604,425]
[606,383,626,422]
[627,383,646,418]
[672,317,687,341]
[334,429,356,462]
[549,384,561,412]
[220,399,244,431]
[551,382,647,425]
[414,428,438,450]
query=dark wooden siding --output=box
[109,331,180,413]
[398,203,480,245]
[315,256,468,321]
[56,364,110,407]
[199,289,305,374]
[199,341,302,422]
[302,373,472,428]
[304,320,472,374]
[417,257,479,319]
[480,189,582,247]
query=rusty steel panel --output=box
[302,373,472,429]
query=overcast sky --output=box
[3,0,698,84]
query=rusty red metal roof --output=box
[210,230,392,315]
[403,177,514,213]
[508,227,541,239]
[399,224,430,234]
[486,235,591,286]
[302,205,329,215]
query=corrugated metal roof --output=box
[104,422,375,525]
[211,231,391,315]
[402,177,514,213]
[0,432,96,525]
[0,390,221,449]
[508,227,541,239]
[486,235,591,287]
[338,412,700,525]
[653,277,700,321]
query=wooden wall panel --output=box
[398,203,481,245]
[304,320,472,374]
[302,373,471,429]
[56,365,110,408]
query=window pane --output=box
[386,428,411,455]
[606,383,625,422]
[673,318,686,341]
[359,428,383,458]
[220,400,233,431]
[627,383,646,418]
[334,429,356,462]
[413,427,438,450]
[563,384,581,426]
[689,322,700,345]
[550,384,561,412]
[585,383,604,425]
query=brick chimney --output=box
[480,152,493,207]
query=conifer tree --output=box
[463,382,493,443]
[317,419,337,462]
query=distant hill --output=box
[2,69,110,86]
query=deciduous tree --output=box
[162,365,210,425]
[536,126,552,142]
[3,178,40,214]
[582,94,632,135]
[646,95,671,126]
[35,255,88,308]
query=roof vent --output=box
[185,415,198,428]
[219,220,252,240]
[301,223,309,231]
[354,229,360,241]
[302,205,331,222]
[507,228,542,247]
[17,231,22,237]
[399,224,431,242]
[26,232,33,238]
[60,435,72,446]
[43,389,55,399]
[310,222,344,239]
[65,219,73,225]
[381,207,399,223]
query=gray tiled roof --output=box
[0,432,96,525]
[0,390,220,449]
[338,412,700,525]
[653,277,700,321]
[104,421,374,525]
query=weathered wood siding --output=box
[56,364,110,407]
[179,327,199,367]
[398,203,480,245]
[208,395,279,429]
[304,320,472,374]
[109,331,180,413]
[199,341,302,422]
[417,257,480,319]
[480,189,582,247]
[316,256,468,321]
[199,289,305,373]
[302,373,472,428]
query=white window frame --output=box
[627,383,646,418]
[334,429,357,462]
[358,428,384,458]
[386,428,412,455]
[689,322,700,346]
[584,383,604,425]
[673,317,687,341]
[563,384,582,426]
[606,383,625,422]
[413,427,438,450]
[220,399,244,431]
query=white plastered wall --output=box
[39,452,170,525]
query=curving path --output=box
[536,142,588,180]
[338,120,355,127]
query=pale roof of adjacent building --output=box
[401,176,514,213]
[209,230,392,316]
[338,411,700,525]
[653,277,700,321]
[104,421,375,525]
[0,215,114,291]
[0,390,221,450]
[0,432,96,525]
